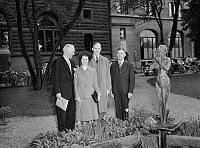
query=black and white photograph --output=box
[0,0,200,147]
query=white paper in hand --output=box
[56,97,69,111]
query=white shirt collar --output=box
[63,55,70,62]
[94,55,100,61]
[82,65,87,71]
[118,60,124,65]
[63,55,71,72]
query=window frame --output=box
[82,8,93,20]
[140,37,157,60]
[168,36,183,58]
[168,1,182,18]
[37,14,61,53]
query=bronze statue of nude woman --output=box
[154,44,171,123]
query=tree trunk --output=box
[168,0,180,57]
[15,0,36,88]
[159,21,164,44]
[31,0,42,90]
[194,34,200,59]
[44,0,86,86]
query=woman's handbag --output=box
[91,91,98,103]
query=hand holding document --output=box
[56,97,69,111]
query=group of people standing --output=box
[52,42,135,132]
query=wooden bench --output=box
[0,106,11,125]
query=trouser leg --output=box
[56,106,66,132]
[121,93,130,120]
[114,92,123,120]
[65,99,76,130]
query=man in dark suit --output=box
[110,48,135,120]
[53,44,76,132]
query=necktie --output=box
[119,62,122,68]
[96,57,99,63]
[67,60,71,73]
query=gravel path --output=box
[1,73,200,148]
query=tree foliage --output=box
[181,0,200,40]
[181,0,200,59]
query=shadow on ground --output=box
[0,85,55,117]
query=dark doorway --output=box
[84,33,93,52]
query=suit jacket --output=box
[53,57,75,100]
[110,60,135,94]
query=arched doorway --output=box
[84,33,93,52]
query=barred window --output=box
[168,32,183,58]
[83,9,92,20]
[37,13,60,52]
[140,30,157,60]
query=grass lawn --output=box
[170,72,200,99]
[0,85,55,117]
[148,72,200,100]
[1,72,199,117]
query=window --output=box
[114,0,128,14]
[168,2,182,18]
[83,9,92,20]
[120,28,126,39]
[0,14,9,48]
[140,30,157,60]
[168,32,183,58]
[84,33,93,51]
[114,0,121,13]
[144,2,152,16]
[169,2,173,17]
[37,14,60,52]
[120,28,126,49]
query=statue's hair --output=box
[158,44,168,55]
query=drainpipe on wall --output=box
[108,0,112,59]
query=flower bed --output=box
[0,70,31,87]
[29,113,153,148]
[29,111,200,148]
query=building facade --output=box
[0,0,111,71]
[110,0,193,68]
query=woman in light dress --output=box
[74,51,101,124]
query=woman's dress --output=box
[74,66,100,122]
